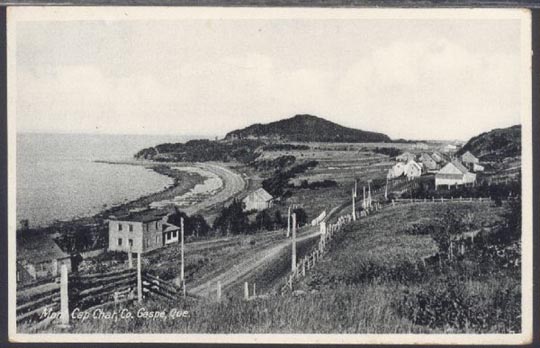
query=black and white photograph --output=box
[7,7,533,344]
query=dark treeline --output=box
[250,155,296,172]
[262,160,319,197]
[371,147,403,158]
[262,144,310,151]
[135,139,264,163]
[213,199,308,235]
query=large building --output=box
[242,188,274,211]
[17,233,72,283]
[387,162,406,179]
[435,160,477,188]
[108,209,180,254]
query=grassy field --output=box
[34,200,519,334]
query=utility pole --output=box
[180,217,185,297]
[352,187,356,221]
[291,213,297,272]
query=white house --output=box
[435,160,476,188]
[242,188,274,211]
[405,160,422,180]
[108,209,180,254]
[387,162,406,179]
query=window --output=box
[172,231,177,238]
[118,238,122,246]
[155,221,158,229]
[129,224,133,232]
[156,235,159,244]
[129,239,133,247]
[118,223,123,231]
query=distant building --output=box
[435,160,476,188]
[396,152,416,162]
[242,188,274,211]
[387,162,406,179]
[405,160,422,180]
[473,163,485,172]
[17,233,71,283]
[418,153,438,172]
[441,144,457,153]
[108,209,180,254]
[461,151,479,164]
[431,151,446,164]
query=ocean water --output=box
[16,133,195,228]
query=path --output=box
[189,227,321,297]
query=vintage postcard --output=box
[7,7,533,344]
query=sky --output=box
[14,12,524,141]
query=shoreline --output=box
[22,161,206,236]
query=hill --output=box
[458,125,521,161]
[224,114,391,143]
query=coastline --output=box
[23,161,206,240]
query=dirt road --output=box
[189,227,321,297]
[182,162,246,217]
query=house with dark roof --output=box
[108,208,180,254]
[17,233,71,282]
[242,188,274,211]
[435,160,477,188]
[419,153,438,172]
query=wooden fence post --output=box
[244,282,249,300]
[128,250,133,269]
[352,188,356,221]
[59,264,69,327]
[216,281,221,302]
[253,283,256,298]
[180,218,185,282]
[137,252,142,303]
[291,213,297,272]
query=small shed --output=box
[17,233,71,282]
[242,188,274,211]
[461,151,480,165]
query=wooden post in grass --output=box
[384,178,388,200]
[244,282,249,300]
[216,281,221,302]
[368,181,372,208]
[363,186,366,210]
[291,213,297,273]
[285,205,291,238]
[59,264,69,327]
[253,283,256,298]
[137,252,142,303]
[180,218,185,282]
[128,250,133,269]
[352,188,356,221]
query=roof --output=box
[110,208,169,223]
[437,160,469,176]
[243,188,273,203]
[407,161,422,171]
[420,153,435,162]
[17,233,69,263]
[162,222,180,233]
[451,160,469,174]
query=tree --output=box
[293,207,308,227]
[255,209,274,231]
[274,210,283,229]
[213,199,250,236]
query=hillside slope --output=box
[225,114,391,143]
[458,125,521,161]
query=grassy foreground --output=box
[35,202,519,334]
